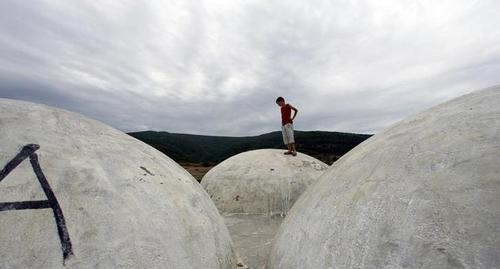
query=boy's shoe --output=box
[284,151,293,155]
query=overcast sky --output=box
[1,0,499,136]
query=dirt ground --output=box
[224,214,284,269]
[180,163,214,182]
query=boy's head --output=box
[276,96,285,107]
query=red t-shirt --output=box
[281,104,293,126]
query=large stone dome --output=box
[201,149,328,216]
[268,87,500,269]
[0,99,236,269]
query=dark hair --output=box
[276,96,285,103]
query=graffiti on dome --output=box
[0,144,73,264]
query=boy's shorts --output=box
[282,123,295,145]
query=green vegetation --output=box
[128,130,372,165]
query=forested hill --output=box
[128,130,372,165]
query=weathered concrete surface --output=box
[202,149,327,268]
[201,149,328,216]
[268,87,500,269]
[0,99,237,269]
[224,214,283,269]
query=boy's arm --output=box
[289,104,298,120]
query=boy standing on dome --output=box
[276,96,298,156]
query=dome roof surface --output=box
[0,98,236,269]
[268,87,500,269]
[202,149,328,216]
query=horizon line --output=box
[127,129,374,138]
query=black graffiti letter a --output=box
[0,144,73,264]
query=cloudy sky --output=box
[0,0,499,136]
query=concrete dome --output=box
[201,149,328,216]
[0,99,236,269]
[268,87,500,269]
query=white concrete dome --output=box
[201,149,328,216]
[268,87,500,269]
[0,99,236,269]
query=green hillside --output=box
[128,130,372,165]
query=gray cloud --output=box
[1,0,499,136]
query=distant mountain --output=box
[128,130,372,166]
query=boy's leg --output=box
[283,125,293,154]
[287,124,297,156]
[291,143,297,155]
